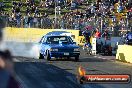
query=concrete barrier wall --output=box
[116,45,132,63]
[4,27,122,46]
[4,27,79,44]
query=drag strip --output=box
[3,42,132,88]
[14,56,132,88]
[14,61,81,88]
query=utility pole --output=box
[100,17,103,33]
[126,15,129,32]
[54,0,57,29]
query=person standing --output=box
[95,28,101,53]
[95,28,101,38]
[23,14,29,28]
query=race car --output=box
[39,31,80,61]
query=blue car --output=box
[39,32,80,61]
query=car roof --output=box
[45,31,72,36]
[45,35,69,37]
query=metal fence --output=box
[0,15,53,29]
[0,14,131,37]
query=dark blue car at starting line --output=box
[39,31,80,61]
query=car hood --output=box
[48,44,79,49]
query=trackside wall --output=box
[4,27,80,44]
[116,45,132,63]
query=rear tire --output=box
[75,56,79,61]
[39,53,44,59]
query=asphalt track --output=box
[4,42,132,88]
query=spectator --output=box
[35,7,39,15]
[28,13,33,28]
[101,29,110,40]
[89,3,96,17]
[38,13,42,28]
[95,28,101,38]
[26,0,32,7]
[33,14,38,28]
[82,29,91,43]
[16,13,22,27]
[31,4,36,13]
[117,2,124,13]
[8,14,13,27]
[18,1,22,7]
[15,5,20,13]
[12,1,17,8]
[23,14,29,28]
[12,7,16,14]
[60,17,65,29]
[73,20,79,30]
[26,6,30,14]
[39,0,45,8]
[0,2,5,12]
[10,13,17,27]
[71,1,77,10]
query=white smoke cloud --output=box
[4,42,40,59]
[30,44,40,59]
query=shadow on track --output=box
[48,58,77,62]
[79,57,110,62]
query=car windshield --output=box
[46,36,73,44]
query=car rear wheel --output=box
[39,53,44,59]
[75,56,79,61]
[45,52,51,61]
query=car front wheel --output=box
[45,51,51,61]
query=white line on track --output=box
[102,58,107,59]
[93,56,110,60]
[98,57,102,58]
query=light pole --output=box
[54,0,57,29]
[126,15,129,32]
[100,17,103,33]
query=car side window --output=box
[39,38,43,43]
[40,37,46,43]
[42,37,47,43]
[67,36,73,43]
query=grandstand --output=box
[0,0,131,33]
[0,0,90,16]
